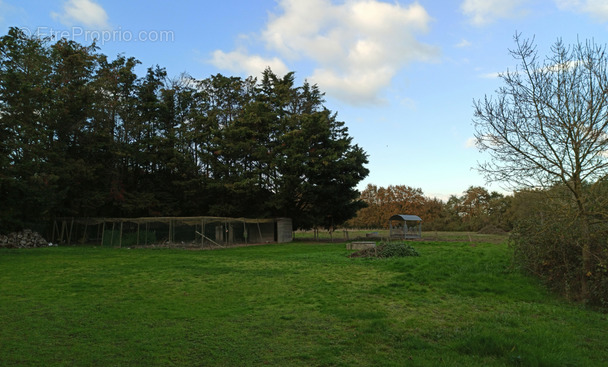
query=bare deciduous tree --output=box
[473,33,608,297]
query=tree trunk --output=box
[580,216,592,300]
[573,175,592,301]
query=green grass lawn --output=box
[1,240,606,366]
[293,229,509,244]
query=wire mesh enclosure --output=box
[51,216,293,248]
[388,214,422,239]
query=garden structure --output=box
[51,216,293,248]
[388,214,422,239]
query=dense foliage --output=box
[509,186,608,306]
[346,184,512,232]
[0,28,368,232]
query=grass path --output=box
[1,241,607,366]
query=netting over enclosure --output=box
[51,216,293,248]
[388,214,422,239]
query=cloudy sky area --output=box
[2,0,608,200]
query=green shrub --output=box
[377,242,420,258]
[509,188,608,307]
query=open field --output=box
[1,239,607,366]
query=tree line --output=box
[0,27,368,232]
[346,184,512,232]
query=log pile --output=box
[0,229,50,248]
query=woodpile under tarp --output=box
[0,229,51,248]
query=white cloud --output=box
[461,0,529,26]
[310,67,394,104]
[555,0,608,22]
[210,49,289,78]
[52,0,109,29]
[456,39,472,48]
[210,0,439,105]
[465,137,478,148]
[399,97,417,110]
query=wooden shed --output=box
[388,214,422,239]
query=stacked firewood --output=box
[0,229,50,248]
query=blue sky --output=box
[2,0,608,200]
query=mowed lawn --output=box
[1,240,607,366]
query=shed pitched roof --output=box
[389,214,422,222]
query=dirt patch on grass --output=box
[348,243,420,258]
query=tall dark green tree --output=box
[0,28,54,231]
[48,38,103,217]
[90,54,141,216]
[259,69,369,228]
[0,29,368,232]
